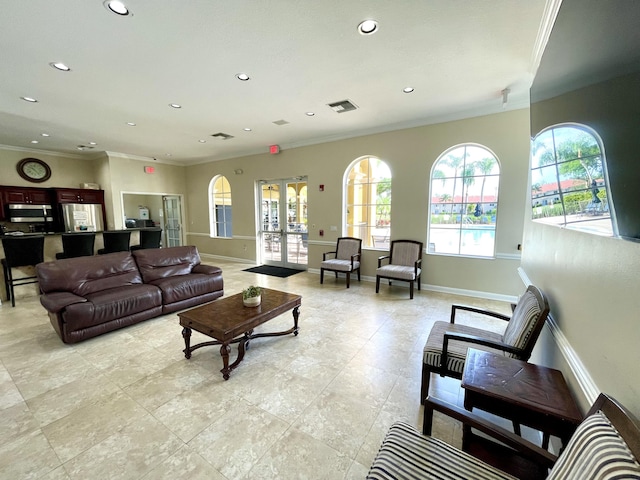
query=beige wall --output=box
[0,148,102,188]
[185,109,530,297]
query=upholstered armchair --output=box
[375,239,423,299]
[420,284,549,404]
[320,237,362,288]
[368,393,640,480]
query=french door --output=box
[258,178,308,269]
[163,196,182,247]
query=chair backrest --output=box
[139,228,162,249]
[389,240,423,266]
[547,393,640,479]
[502,284,549,359]
[61,233,95,257]
[1,235,45,267]
[335,237,362,260]
[102,231,131,253]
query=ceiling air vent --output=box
[327,99,358,113]
[211,132,234,140]
[272,119,290,126]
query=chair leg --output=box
[375,276,380,293]
[418,275,421,291]
[357,268,361,281]
[346,272,350,288]
[421,364,431,405]
[410,281,414,299]
[320,269,324,284]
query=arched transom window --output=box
[428,144,500,257]
[344,156,392,249]
[209,175,232,238]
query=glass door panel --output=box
[258,178,307,269]
[163,195,182,247]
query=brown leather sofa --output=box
[36,246,223,344]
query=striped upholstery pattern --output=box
[376,264,419,280]
[321,258,360,272]
[367,422,517,480]
[391,242,421,266]
[423,321,505,373]
[547,411,640,480]
[336,238,361,260]
[502,289,542,358]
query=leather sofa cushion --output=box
[133,246,201,283]
[149,273,223,305]
[37,252,143,296]
[63,284,162,331]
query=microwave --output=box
[7,204,54,223]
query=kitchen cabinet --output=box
[2,186,52,205]
[54,188,104,204]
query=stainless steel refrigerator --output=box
[61,204,104,232]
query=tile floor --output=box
[0,259,514,479]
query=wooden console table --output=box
[461,348,582,449]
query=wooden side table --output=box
[461,348,582,449]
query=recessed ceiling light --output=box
[358,19,378,35]
[41,133,50,137]
[305,112,315,116]
[236,73,250,81]
[403,87,415,93]
[104,0,130,16]
[198,139,206,143]
[31,140,39,144]
[165,153,172,156]
[126,122,136,126]
[21,96,38,103]
[169,103,182,109]
[50,62,71,72]
[243,128,252,132]
[89,141,97,145]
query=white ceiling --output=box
[0,0,554,165]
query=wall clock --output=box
[17,158,52,183]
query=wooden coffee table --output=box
[461,348,582,449]
[178,288,301,380]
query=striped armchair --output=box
[320,237,362,288]
[368,394,640,480]
[421,284,549,404]
[375,240,423,299]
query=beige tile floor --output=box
[0,259,514,480]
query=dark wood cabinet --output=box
[2,186,52,205]
[54,188,104,204]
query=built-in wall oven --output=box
[7,204,54,223]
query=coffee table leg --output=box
[220,343,231,380]
[182,327,192,359]
[292,306,300,335]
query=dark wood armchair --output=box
[320,237,362,288]
[421,284,549,404]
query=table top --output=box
[178,288,301,342]
[462,348,582,423]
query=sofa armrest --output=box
[192,264,222,275]
[40,292,87,314]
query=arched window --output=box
[209,175,232,238]
[531,124,614,236]
[344,156,391,249]
[428,144,500,257]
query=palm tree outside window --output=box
[344,156,392,249]
[531,124,615,237]
[428,144,500,257]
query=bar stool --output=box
[56,233,96,259]
[98,230,131,254]
[130,228,162,251]
[1,235,45,307]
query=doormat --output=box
[243,265,303,278]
